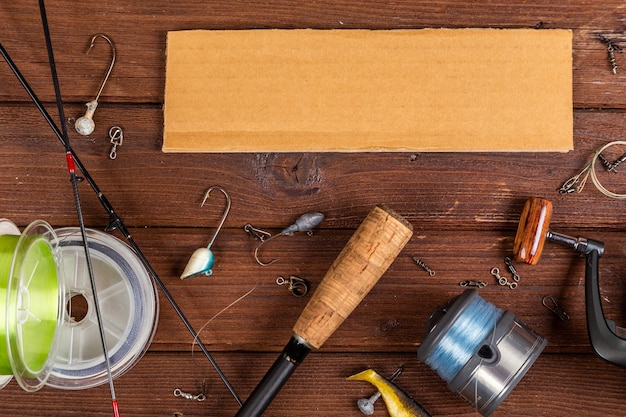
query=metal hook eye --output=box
[75,33,116,136]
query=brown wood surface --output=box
[2,1,626,416]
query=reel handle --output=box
[513,197,552,265]
[512,198,626,369]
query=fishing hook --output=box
[75,33,116,136]
[254,212,324,266]
[180,186,231,279]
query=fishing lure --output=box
[252,212,324,266]
[347,369,431,417]
[180,186,230,280]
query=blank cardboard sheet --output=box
[163,29,572,153]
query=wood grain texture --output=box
[513,197,553,265]
[2,1,626,416]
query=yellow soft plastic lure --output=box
[347,369,431,417]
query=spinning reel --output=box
[513,197,626,368]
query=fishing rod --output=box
[0,29,243,409]
[37,0,118,415]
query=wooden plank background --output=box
[1,1,626,416]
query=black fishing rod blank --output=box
[38,0,119,414]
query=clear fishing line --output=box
[418,289,547,417]
[0,220,66,392]
[45,228,158,390]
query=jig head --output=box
[180,186,230,280]
[253,212,324,266]
[75,34,116,136]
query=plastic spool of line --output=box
[417,289,547,417]
[0,219,66,392]
[45,227,159,390]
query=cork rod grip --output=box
[292,204,413,350]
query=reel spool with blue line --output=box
[0,219,66,392]
[417,289,546,417]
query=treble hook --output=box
[180,186,231,280]
[75,33,116,136]
[254,212,324,266]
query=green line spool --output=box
[0,219,65,392]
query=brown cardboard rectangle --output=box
[163,29,572,152]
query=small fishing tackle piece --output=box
[173,381,206,402]
[254,212,324,266]
[356,367,403,415]
[180,186,230,280]
[598,152,626,173]
[348,368,431,417]
[491,267,509,286]
[542,295,570,321]
[598,153,615,172]
[504,256,521,282]
[108,126,123,159]
[276,275,310,297]
[611,154,626,172]
[243,223,272,242]
[559,141,626,199]
[599,34,622,75]
[411,256,435,276]
[75,34,116,136]
[558,173,584,195]
[459,280,487,288]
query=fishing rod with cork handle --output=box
[235,204,414,417]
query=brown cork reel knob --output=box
[513,197,553,265]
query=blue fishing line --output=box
[423,295,503,382]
